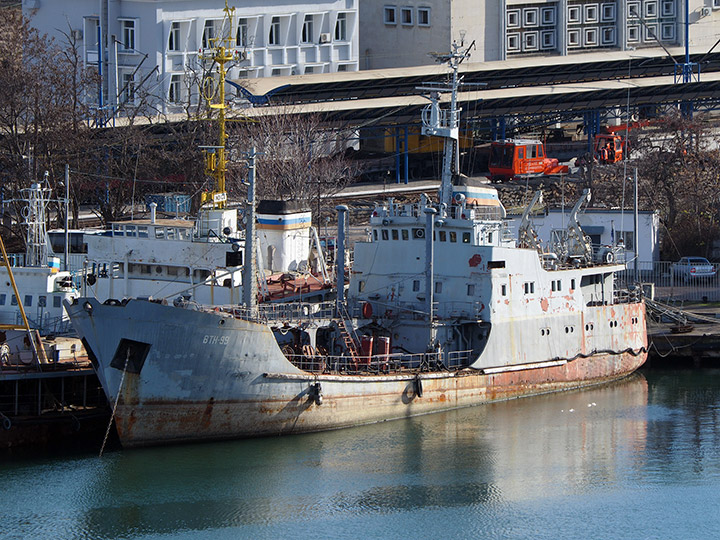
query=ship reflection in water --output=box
[5,371,720,540]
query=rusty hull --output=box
[112,349,645,447]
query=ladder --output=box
[336,303,359,359]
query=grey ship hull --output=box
[67,298,646,448]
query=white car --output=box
[671,257,716,281]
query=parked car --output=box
[671,257,716,281]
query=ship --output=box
[64,36,647,448]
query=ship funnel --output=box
[150,202,157,224]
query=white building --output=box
[360,0,720,69]
[508,207,661,263]
[23,0,359,115]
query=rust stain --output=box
[540,297,549,312]
[468,254,483,267]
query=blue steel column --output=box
[395,128,401,183]
[403,126,409,184]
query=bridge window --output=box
[401,229,409,240]
[462,232,471,244]
[413,280,420,292]
[449,231,457,243]
[400,7,413,25]
[467,284,475,296]
[392,229,399,240]
[438,230,446,242]
[0,294,5,305]
[381,229,389,240]
[418,7,430,26]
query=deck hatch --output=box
[110,339,151,374]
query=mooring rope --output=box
[99,349,130,457]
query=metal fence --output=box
[617,261,720,303]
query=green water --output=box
[2,369,720,539]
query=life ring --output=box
[604,251,615,263]
[103,298,121,306]
[0,343,9,366]
[86,274,97,286]
[362,302,373,319]
[302,305,310,317]
[2,416,11,430]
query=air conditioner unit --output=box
[701,6,712,17]
[319,33,331,44]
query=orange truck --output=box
[488,139,570,182]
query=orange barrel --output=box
[376,336,390,371]
[360,335,373,366]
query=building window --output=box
[202,20,216,49]
[627,1,640,19]
[601,3,616,22]
[662,0,675,17]
[501,284,507,296]
[268,16,280,45]
[627,25,640,42]
[335,12,348,40]
[661,23,675,41]
[120,19,136,51]
[567,6,581,23]
[643,23,658,42]
[507,9,521,28]
[568,29,581,47]
[467,284,475,296]
[168,21,181,51]
[302,15,314,43]
[418,7,431,26]
[584,4,599,23]
[384,6,397,24]
[644,1,658,18]
[524,7,539,27]
[524,31,539,51]
[541,30,556,49]
[506,33,521,52]
[121,72,135,103]
[168,74,182,103]
[602,26,616,45]
[541,7,555,25]
[237,18,248,47]
[400,7,413,25]
[584,27,598,46]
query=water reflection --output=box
[6,371,720,540]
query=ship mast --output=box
[199,0,236,209]
[420,40,473,208]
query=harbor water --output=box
[2,369,720,540]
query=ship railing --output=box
[285,349,474,375]
[347,300,484,321]
[215,301,337,323]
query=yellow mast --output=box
[200,1,236,209]
[0,233,46,363]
